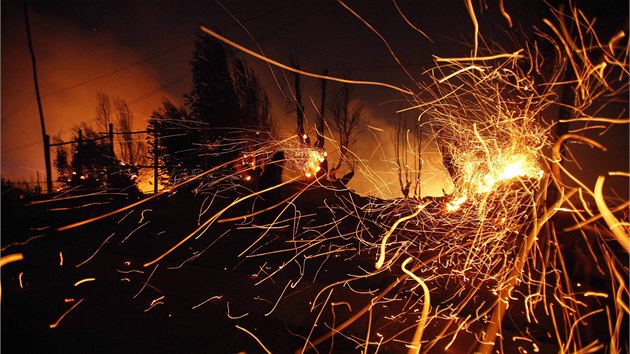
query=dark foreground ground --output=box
[1,180,625,353]
[2,181,396,353]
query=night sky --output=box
[2,0,628,198]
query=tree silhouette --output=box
[316,69,327,149]
[95,93,145,167]
[113,97,145,167]
[327,82,365,182]
[54,124,137,190]
[53,136,71,183]
[232,58,273,134]
[149,30,274,182]
[186,31,239,128]
[95,91,113,133]
[148,99,205,185]
[393,110,422,198]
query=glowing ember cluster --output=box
[302,148,327,178]
[457,146,544,196]
[281,140,328,179]
[239,153,257,182]
[414,53,550,213]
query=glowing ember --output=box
[446,195,467,212]
[302,148,327,179]
[461,150,543,194]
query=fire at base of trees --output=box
[54,30,274,192]
[53,28,368,195]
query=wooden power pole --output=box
[23,0,52,193]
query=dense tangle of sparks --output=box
[2,2,628,354]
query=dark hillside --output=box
[1,178,623,353]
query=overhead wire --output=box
[1,139,43,154]
[2,94,36,121]
[40,0,310,100]
[3,1,426,154]
[2,0,311,123]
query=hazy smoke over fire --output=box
[2,5,182,183]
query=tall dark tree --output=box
[315,69,328,149]
[95,91,113,133]
[147,99,205,185]
[392,110,422,198]
[186,33,239,124]
[113,97,145,168]
[53,136,71,183]
[149,30,274,181]
[232,58,273,134]
[290,58,306,143]
[327,82,365,181]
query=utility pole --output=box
[23,0,52,193]
[316,69,327,149]
[108,123,115,155]
[153,129,159,194]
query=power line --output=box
[5,0,316,125]
[41,2,318,123]
[128,73,191,106]
[258,1,337,41]
[223,0,307,32]
[1,138,42,154]
[2,94,36,121]
[329,61,436,73]
[41,41,195,98]
[51,73,190,139]
[38,0,310,100]
[5,0,361,152]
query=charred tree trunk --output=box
[292,59,306,144]
[316,69,327,149]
